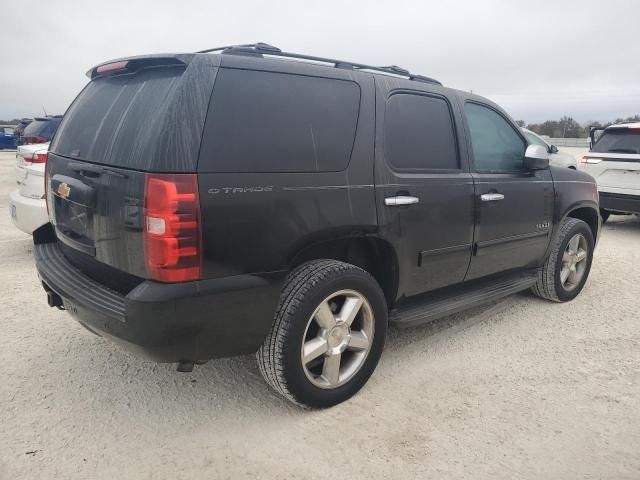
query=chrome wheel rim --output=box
[560,233,589,291]
[300,289,374,389]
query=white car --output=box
[15,142,49,184]
[521,128,577,169]
[580,122,640,221]
[9,145,49,234]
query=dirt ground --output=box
[0,150,638,479]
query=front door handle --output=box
[480,193,505,202]
[385,195,419,206]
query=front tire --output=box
[531,218,594,302]
[257,260,387,408]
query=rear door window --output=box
[592,129,640,154]
[383,93,459,171]
[198,69,361,173]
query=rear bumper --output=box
[599,192,640,214]
[33,224,284,363]
[9,190,48,234]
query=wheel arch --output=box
[564,203,600,243]
[288,235,400,308]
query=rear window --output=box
[198,68,361,173]
[23,118,60,139]
[50,66,188,170]
[592,129,640,154]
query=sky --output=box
[2,0,639,124]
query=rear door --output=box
[374,85,475,298]
[45,54,219,281]
[583,127,640,197]
[462,101,554,280]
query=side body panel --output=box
[197,57,377,279]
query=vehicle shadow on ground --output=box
[57,293,523,418]
[604,215,640,231]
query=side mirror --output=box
[524,144,550,170]
[549,145,559,154]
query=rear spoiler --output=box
[86,54,194,79]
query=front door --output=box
[462,102,554,280]
[374,88,475,298]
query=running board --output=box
[389,272,537,328]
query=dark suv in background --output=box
[19,115,62,145]
[34,44,600,408]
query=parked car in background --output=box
[0,125,17,149]
[19,116,62,145]
[10,145,48,234]
[581,122,640,221]
[13,118,33,140]
[15,143,49,184]
[521,128,577,169]
[33,44,601,408]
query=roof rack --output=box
[196,43,442,86]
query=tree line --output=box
[516,115,640,138]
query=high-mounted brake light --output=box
[96,60,129,75]
[143,173,202,282]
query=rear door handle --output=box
[480,193,504,202]
[385,195,419,206]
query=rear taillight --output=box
[143,173,202,283]
[44,160,49,207]
[580,156,603,165]
[31,152,48,164]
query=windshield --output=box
[592,129,640,154]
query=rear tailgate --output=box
[46,53,219,284]
[582,152,640,195]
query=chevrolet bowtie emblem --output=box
[57,182,71,199]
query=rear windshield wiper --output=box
[607,148,638,154]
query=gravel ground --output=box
[0,151,639,479]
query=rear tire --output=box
[531,218,594,302]
[257,260,387,408]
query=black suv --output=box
[34,44,600,408]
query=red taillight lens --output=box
[44,160,49,210]
[96,60,129,75]
[143,173,202,282]
[31,152,48,163]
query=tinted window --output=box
[592,129,640,154]
[51,66,190,170]
[384,94,458,170]
[23,118,61,139]
[199,69,360,173]
[465,103,525,171]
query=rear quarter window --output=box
[198,69,361,173]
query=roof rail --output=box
[196,43,442,86]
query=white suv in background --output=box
[9,144,49,234]
[580,122,640,221]
[521,128,578,169]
